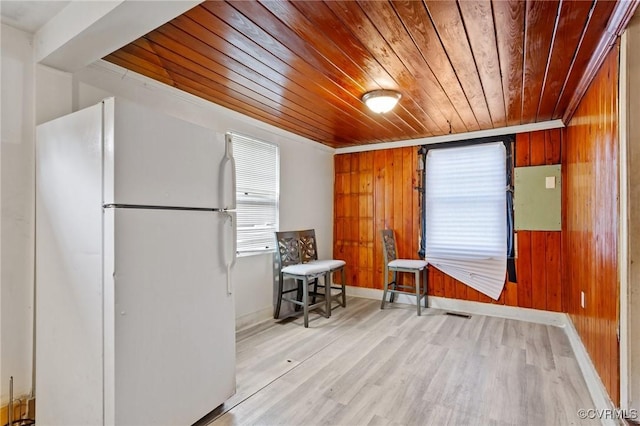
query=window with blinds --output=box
[425,142,506,300]
[230,133,279,254]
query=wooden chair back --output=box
[381,229,398,264]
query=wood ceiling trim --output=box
[493,0,525,127]
[106,51,176,88]
[106,40,175,86]
[561,0,639,123]
[553,0,616,120]
[536,0,593,122]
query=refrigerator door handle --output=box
[222,211,237,295]
[224,134,237,210]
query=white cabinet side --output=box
[35,103,104,425]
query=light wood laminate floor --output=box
[205,297,597,426]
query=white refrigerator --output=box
[36,97,237,426]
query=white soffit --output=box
[335,119,566,154]
[34,0,202,72]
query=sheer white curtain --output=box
[425,142,506,299]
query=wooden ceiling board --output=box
[157,16,379,144]
[142,31,348,143]
[536,0,594,122]
[553,0,618,120]
[424,0,494,129]
[103,0,639,149]
[355,0,460,134]
[521,0,561,124]
[146,25,361,143]
[493,0,525,127]
[458,0,507,128]
[391,0,479,133]
[193,3,398,144]
[205,1,416,143]
[283,0,442,137]
[282,2,433,134]
[323,0,448,135]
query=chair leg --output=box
[325,272,331,318]
[295,280,303,312]
[381,266,389,310]
[415,270,421,316]
[423,267,428,308]
[312,278,318,304]
[302,277,309,328]
[274,272,284,319]
[341,267,346,307]
[390,271,397,303]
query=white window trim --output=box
[229,132,279,256]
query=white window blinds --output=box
[230,133,279,254]
[425,142,506,300]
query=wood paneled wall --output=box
[334,149,420,289]
[563,45,620,405]
[333,40,621,408]
[334,128,563,311]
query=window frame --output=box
[228,132,280,256]
[418,135,516,298]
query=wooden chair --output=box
[273,231,330,327]
[298,229,346,315]
[381,229,428,315]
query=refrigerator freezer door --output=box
[103,98,234,209]
[104,208,236,426]
[35,103,105,425]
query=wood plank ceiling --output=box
[104,0,637,149]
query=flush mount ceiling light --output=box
[362,89,402,114]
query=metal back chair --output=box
[299,229,346,312]
[381,229,428,315]
[274,231,329,327]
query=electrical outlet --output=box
[581,291,585,308]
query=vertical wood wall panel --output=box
[563,45,620,405]
[334,128,563,311]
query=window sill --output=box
[237,250,274,258]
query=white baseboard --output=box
[563,316,618,426]
[346,285,616,426]
[345,285,565,326]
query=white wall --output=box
[37,61,335,327]
[0,23,36,404]
[3,15,335,403]
[0,25,34,404]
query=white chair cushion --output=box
[282,263,329,276]
[307,259,346,270]
[388,259,428,270]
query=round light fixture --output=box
[362,89,402,114]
